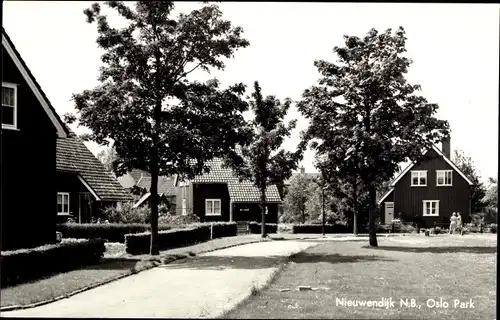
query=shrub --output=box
[419,228,427,234]
[400,224,417,234]
[158,213,200,226]
[429,228,436,235]
[124,222,236,255]
[434,226,442,235]
[248,222,278,234]
[56,223,172,243]
[101,203,151,224]
[490,223,497,233]
[291,224,351,234]
[1,238,105,287]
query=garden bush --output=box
[1,238,105,287]
[291,223,351,234]
[400,224,417,233]
[490,223,497,233]
[158,213,200,226]
[101,202,151,224]
[248,222,278,234]
[56,223,173,243]
[124,222,237,255]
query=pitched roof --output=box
[389,145,474,187]
[377,188,394,205]
[190,158,282,203]
[56,128,133,201]
[228,181,282,203]
[2,28,68,138]
[136,175,177,196]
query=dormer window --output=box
[436,170,453,186]
[2,82,18,130]
[411,170,427,186]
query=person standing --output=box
[456,212,463,235]
[449,212,458,234]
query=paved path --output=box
[2,240,318,318]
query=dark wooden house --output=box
[56,128,133,223]
[378,138,473,228]
[1,29,132,250]
[175,159,282,223]
[2,28,69,250]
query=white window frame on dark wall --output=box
[411,170,427,187]
[422,200,439,216]
[205,199,221,216]
[436,170,453,186]
[57,192,70,215]
[2,82,18,130]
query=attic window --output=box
[411,171,427,187]
[436,170,453,186]
[2,82,18,130]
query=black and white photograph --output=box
[1,1,498,319]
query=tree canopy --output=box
[297,26,449,246]
[67,1,251,254]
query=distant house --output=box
[56,128,133,223]
[117,169,177,213]
[175,159,282,223]
[378,137,473,228]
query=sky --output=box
[3,2,499,182]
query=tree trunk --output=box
[353,177,358,235]
[150,49,161,256]
[368,184,378,247]
[322,184,325,236]
[261,185,267,238]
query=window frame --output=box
[410,170,428,187]
[2,82,18,130]
[205,199,222,216]
[57,192,70,216]
[436,170,453,186]
[422,200,440,217]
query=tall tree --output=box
[282,173,312,224]
[96,146,118,172]
[452,148,488,213]
[297,27,449,246]
[226,81,304,237]
[67,1,251,255]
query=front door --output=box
[79,193,93,223]
[385,202,394,224]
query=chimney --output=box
[300,166,305,174]
[442,136,451,158]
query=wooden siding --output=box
[234,203,279,223]
[391,148,471,228]
[1,47,58,249]
[193,183,230,222]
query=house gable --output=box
[2,29,68,138]
[390,145,473,188]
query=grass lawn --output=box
[224,234,497,320]
[0,234,269,309]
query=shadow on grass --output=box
[82,258,140,271]
[161,252,395,270]
[290,252,396,264]
[364,246,497,254]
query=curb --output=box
[0,238,269,313]
[0,259,164,313]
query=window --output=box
[2,82,17,129]
[436,170,453,186]
[423,200,439,216]
[411,171,427,186]
[205,199,221,216]
[57,192,70,215]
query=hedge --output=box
[125,222,237,255]
[1,238,105,287]
[56,223,173,243]
[292,224,351,234]
[248,222,278,234]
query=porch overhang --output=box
[77,175,101,201]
